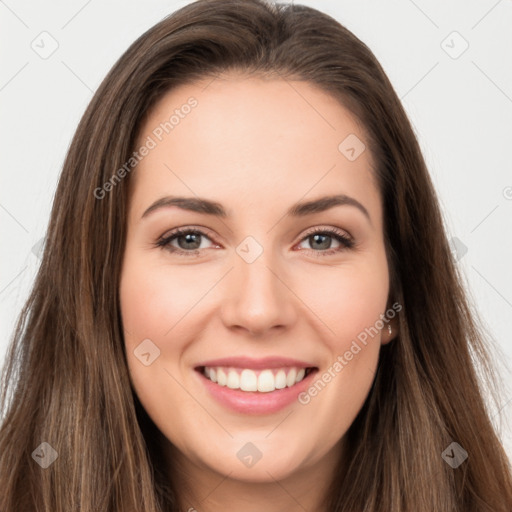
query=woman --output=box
[1,0,511,510]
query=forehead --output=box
[129,74,381,226]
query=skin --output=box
[119,72,398,512]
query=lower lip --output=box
[195,368,318,415]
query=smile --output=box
[201,366,315,393]
[195,364,319,415]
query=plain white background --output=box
[1,0,511,461]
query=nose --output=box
[219,248,298,337]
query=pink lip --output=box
[194,367,319,415]
[194,356,315,370]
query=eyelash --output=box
[154,226,355,258]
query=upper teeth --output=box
[203,366,308,393]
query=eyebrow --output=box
[141,194,371,223]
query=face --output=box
[119,73,396,487]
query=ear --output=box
[382,291,400,345]
[381,317,398,345]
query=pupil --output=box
[312,234,330,250]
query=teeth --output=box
[240,369,257,391]
[286,368,297,387]
[227,370,240,389]
[275,369,287,389]
[217,368,227,386]
[257,370,274,392]
[202,366,310,392]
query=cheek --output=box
[119,256,203,427]
[119,256,206,343]
[296,257,389,347]
[119,254,220,406]
[294,257,389,443]
[119,256,184,394]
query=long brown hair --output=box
[1,0,511,510]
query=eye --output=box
[155,226,355,257]
[155,227,216,257]
[296,227,354,256]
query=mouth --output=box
[195,365,317,393]
[194,364,319,414]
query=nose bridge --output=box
[221,233,296,335]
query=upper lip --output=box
[195,356,317,370]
